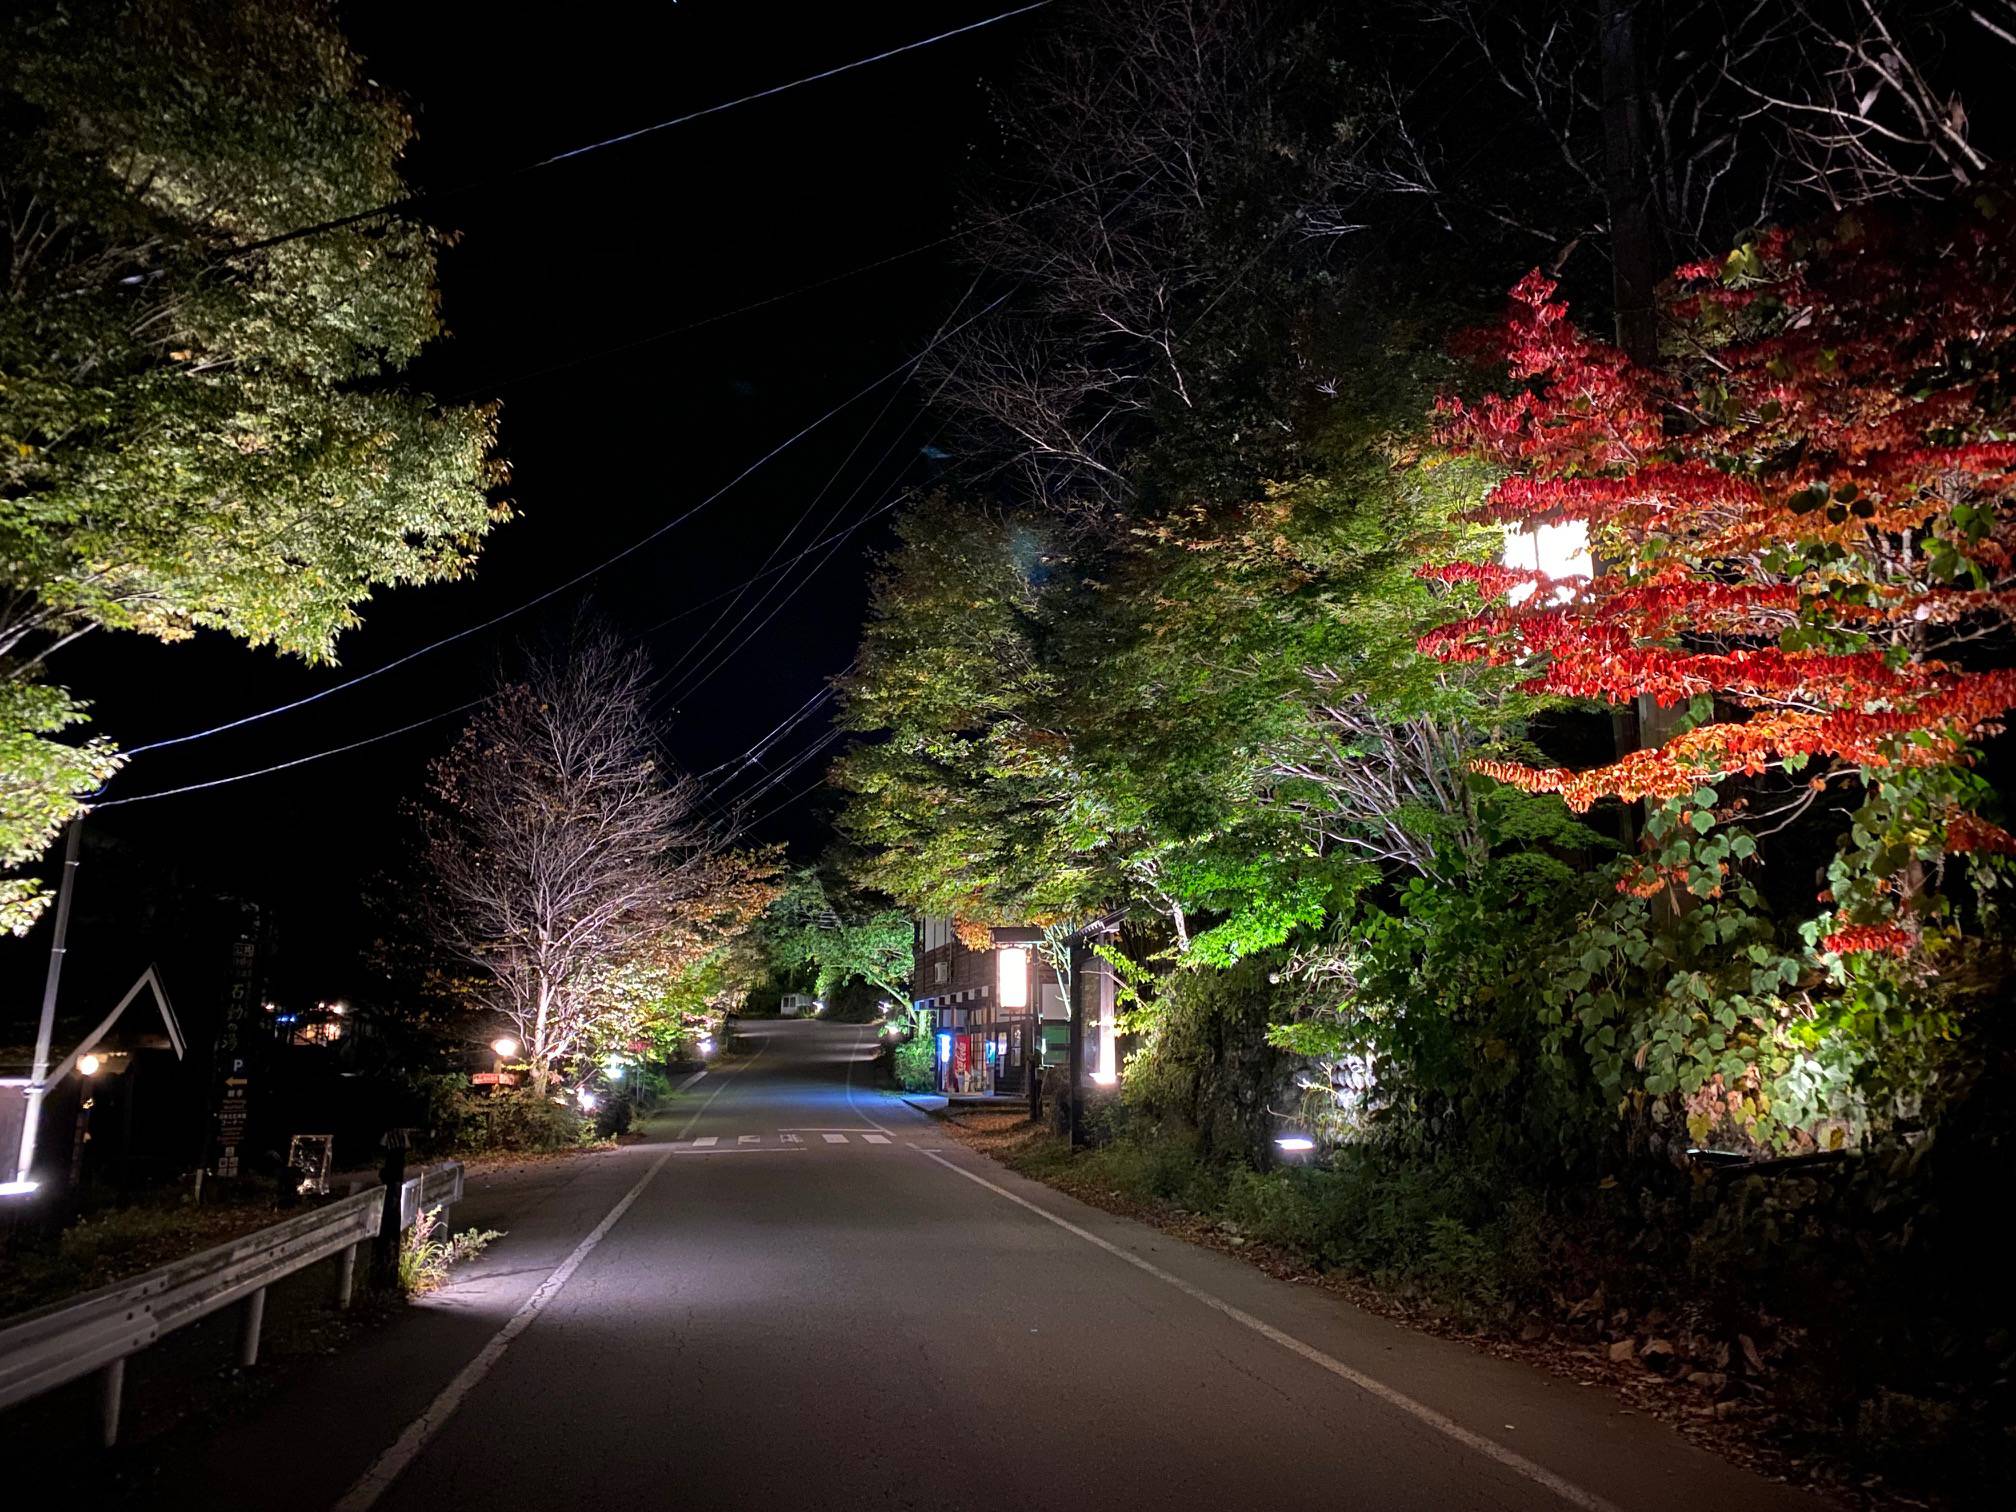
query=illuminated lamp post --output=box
[490,1036,519,1091]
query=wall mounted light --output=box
[996,946,1030,1010]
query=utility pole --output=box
[15,818,84,1189]
[1599,0,1659,369]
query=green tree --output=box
[0,0,505,927]
[762,868,913,1007]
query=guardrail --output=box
[0,1160,463,1447]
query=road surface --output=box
[125,1021,1829,1511]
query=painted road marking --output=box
[821,1133,848,1144]
[917,1149,1622,1512]
[738,1134,760,1144]
[781,1133,801,1144]
[693,1136,718,1148]
[336,1042,760,1512]
[863,1133,891,1145]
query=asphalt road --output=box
[121,1022,1832,1511]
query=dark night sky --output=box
[3,2,1041,1015]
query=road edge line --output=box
[916,1147,1621,1512]
[332,1048,758,1512]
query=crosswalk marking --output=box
[693,1136,718,1148]
[863,1134,891,1145]
[821,1133,848,1144]
[781,1133,801,1144]
[738,1134,760,1144]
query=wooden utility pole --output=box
[1599,0,1658,369]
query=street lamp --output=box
[78,1053,102,1077]
[489,1037,519,1090]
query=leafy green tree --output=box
[762,868,913,1007]
[0,0,505,926]
[834,500,1102,928]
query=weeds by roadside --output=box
[397,1204,502,1295]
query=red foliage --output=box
[1424,200,2016,823]
[1821,919,1916,957]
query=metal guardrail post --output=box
[333,1240,358,1308]
[98,1358,124,1448]
[237,1286,266,1367]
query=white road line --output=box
[693,1136,719,1148]
[674,1068,707,1092]
[863,1133,891,1145]
[334,1039,757,1512]
[917,1149,1621,1512]
[738,1134,760,1144]
[780,1133,801,1144]
[674,1147,803,1156]
[821,1133,848,1144]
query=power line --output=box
[123,290,1007,759]
[92,702,483,809]
[732,770,836,836]
[439,170,1129,407]
[693,683,836,782]
[213,4,1054,264]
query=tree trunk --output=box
[531,976,553,1096]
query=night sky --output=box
[3,2,1041,1015]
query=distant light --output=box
[0,1179,39,1198]
[491,1037,520,1059]
[1274,1136,1315,1152]
[331,1002,347,1016]
[606,1061,626,1081]
[699,1036,716,1055]
[78,1054,102,1076]
[577,1088,598,1112]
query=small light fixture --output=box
[78,1053,102,1077]
[577,1088,598,1112]
[0,1179,40,1198]
[699,1035,716,1055]
[491,1036,520,1060]
[1274,1135,1315,1153]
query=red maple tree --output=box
[1421,196,2016,948]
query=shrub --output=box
[457,1088,582,1153]
[893,1012,937,1091]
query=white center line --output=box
[917,1149,1621,1512]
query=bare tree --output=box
[422,633,720,1092]
[929,0,1354,517]
[1416,1,2012,259]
